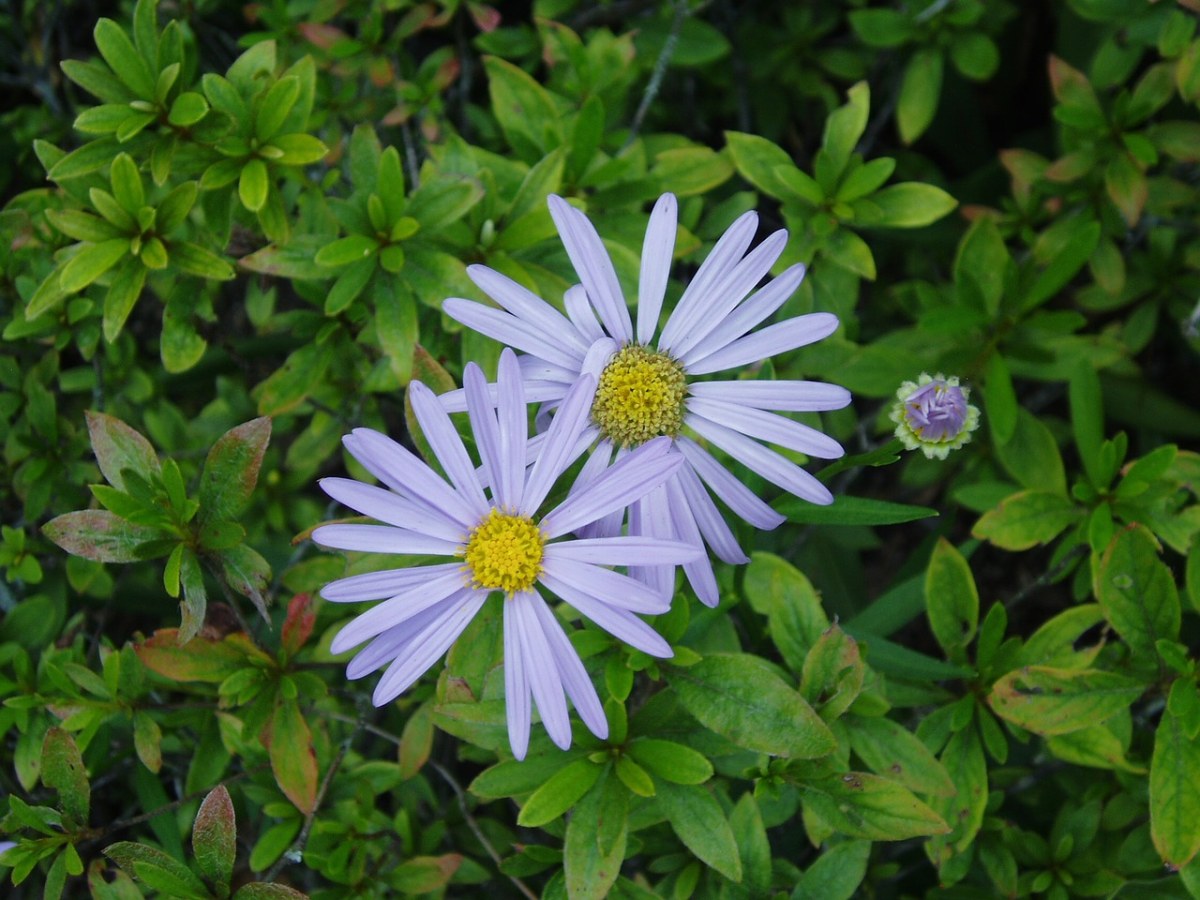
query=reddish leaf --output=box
[398,702,434,780]
[43,510,167,563]
[42,727,90,828]
[86,410,161,491]
[198,417,271,527]
[265,698,318,813]
[392,854,463,893]
[135,629,271,682]
[281,594,315,657]
[193,785,236,893]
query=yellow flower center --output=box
[591,345,687,448]
[462,509,545,593]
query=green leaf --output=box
[136,629,270,682]
[742,552,830,672]
[823,81,870,174]
[778,495,937,526]
[233,884,308,899]
[484,56,562,158]
[804,772,949,840]
[109,154,145,214]
[193,785,236,895]
[161,296,208,374]
[1151,682,1200,869]
[133,711,163,773]
[926,726,987,873]
[102,262,147,342]
[670,653,836,758]
[94,19,155,98]
[255,76,299,143]
[972,490,1078,551]
[62,59,133,103]
[656,780,742,882]
[44,209,121,243]
[49,138,122,180]
[197,417,271,527]
[725,131,796,200]
[871,182,957,228]
[517,759,603,827]
[848,8,914,47]
[157,181,198,232]
[268,698,318,813]
[178,547,207,643]
[59,239,129,292]
[168,91,209,127]
[268,133,328,166]
[988,666,1144,736]
[1095,524,1181,661]
[845,715,955,796]
[793,840,871,900]
[1105,153,1147,226]
[408,175,485,231]
[315,234,379,268]
[925,539,979,664]
[170,242,235,280]
[239,159,269,212]
[836,157,896,203]
[850,633,973,681]
[954,217,1009,315]
[43,510,166,563]
[650,147,734,197]
[822,227,875,279]
[994,407,1066,496]
[86,410,161,491]
[564,773,627,900]
[800,625,864,720]
[104,842,209,899]
[627,739,713,785]
[42,727,90,828]
[951,32,999,81]
[1023,219,1101,311]
[897,50,943,144]
[255,341,334,416]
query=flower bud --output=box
[890,373,980,459]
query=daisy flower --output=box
[313,349,698,760]
[442,193,850,605]
[890,373,980,459]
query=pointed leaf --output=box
[267,698,318,813]
[656,781,742,881]
[42,727,90,828]
[193,785,236,894]
[43,510,167,563]
[197,417,271,527]
[86,411,161,491]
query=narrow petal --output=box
[518,355,579,389]
[540,572,673,657]
[464,363,503,503]
[686,415,834,506]
[668,229,788,359]
[679,263,807,367]
[496,350,527,510]
[521,375,598,515]
[665,475,719,606]
[443,298,583,370]
[321,562,462,602]
[511,590,572,750]
[330,568,471,654]
[548,195,633,341]
[580,336,618,380]
[504,598,531,759]
[658,210,758,352]
[542,437,680,537]
[564,284,606,344]
[568,440,616,539]
[545,535,702,566]
[318,478,464,542]
[541,556,672,614]
[627,485,675,600]
[686,313,840,376]
[409,382,490,516]
[637,193,678,345]
[345,603,447,678]
[674,462,747,565]
[343,428,476,527]
[677,437,786,530]
[530,595,608,740]
[468,264,590,355]
[372,589,487,705]
[687,379,852,412]
[312,523,461,557]
[686,398,845,459]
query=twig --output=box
[1004,543,1088,610]
[622,0,689,151]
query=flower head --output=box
[890,373,980,459]
[314,349,699,759]
[442,194,850,606]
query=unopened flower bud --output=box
[890,373,980,459]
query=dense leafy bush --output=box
[2,0,1199,897]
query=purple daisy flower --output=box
[441,193,850,605]
[313,349,698,759]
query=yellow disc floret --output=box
[462,509,545,594]
[591,344,687,448]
